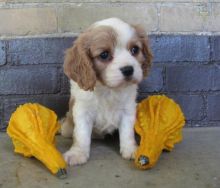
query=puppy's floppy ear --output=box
[63,35,96,91]
[132,25,153,77]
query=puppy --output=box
[61,18,152,166]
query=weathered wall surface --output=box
[0,0,220,37]
[0,1,220,130]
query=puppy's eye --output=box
[99,51,110,61]
[130,46,139,56]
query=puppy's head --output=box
[64,18,152,91]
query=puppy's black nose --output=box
[120,66,134,77]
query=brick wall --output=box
[0,1,220,130]
[0,1,220,36]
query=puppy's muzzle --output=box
[120,66,134,78]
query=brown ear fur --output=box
[132,25,153,77]
[63,36,96,91]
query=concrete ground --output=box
[0,127,220,188]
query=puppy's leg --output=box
[63,107,93,166]
[119,112,137,160]
[60,96,75,138]
[60,111,74,138]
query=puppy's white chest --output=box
[71,81,137,135]
[93,98,123,135]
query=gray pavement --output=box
[0,127,220,188]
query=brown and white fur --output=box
[61,18,152,166]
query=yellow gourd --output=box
[7,103,67,178]
[134,95,185,169]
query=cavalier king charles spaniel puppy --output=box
[61,18,152,166]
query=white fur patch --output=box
[94,18,135,48]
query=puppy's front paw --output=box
[63,147,89,166]
[120,144,137,160]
